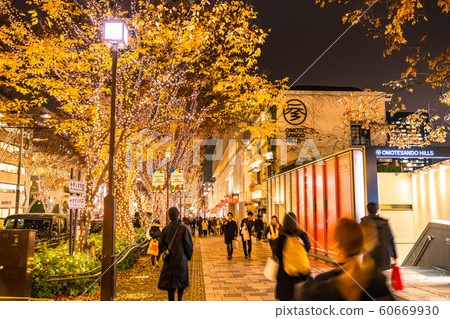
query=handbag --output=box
[264,257,279,282]
[147,238,159,256]
[241,224,250,241]
[232,238,238,249]
[161,226,179,262]
[282,235,310,276]
[391,263,403,290]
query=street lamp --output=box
[101,19,128,301]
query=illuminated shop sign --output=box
[252,190,263,200]
[375,149,435,157]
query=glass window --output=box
[59,218,67,234]
[52,220,59,234]
[351,125,371,145]
[4,218,15,229]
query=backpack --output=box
[282,235,310,276]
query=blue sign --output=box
[375,149,435,158]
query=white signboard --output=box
[68,196,85,209]
[69,180,86,194]
[252,190,263,200]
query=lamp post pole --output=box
[101,42,118,301]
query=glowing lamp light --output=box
[103,20,128,46]
[250,160,263,169]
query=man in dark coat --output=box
[360,201,397,271]
[197,217,203,237]
[223,212,238,260]
[295,218,394,301]
[240,211,255,258]
[158,207,193,301]
[254,214,264,241]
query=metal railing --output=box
[412,236,435,266]
[44,220,158,283]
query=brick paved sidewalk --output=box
[115,237,205,301]
[115,234,332,301]
[199,235,332,301]
[116,234,449,301]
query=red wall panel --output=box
[337,154,353,219]
[314,164,325,253]
[297,169,306,230]
[325,159,338,257]
[306,166,315,250]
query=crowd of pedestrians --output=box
[146,201,397,301]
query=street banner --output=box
[152,170,165,194]
[170,169,184,193]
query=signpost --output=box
[69,181,86,194]
[68,196,86,209]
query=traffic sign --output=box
[68,196,85,209]
[69,180,86,194]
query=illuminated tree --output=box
[0,0,283,249]
[316,0,450,147]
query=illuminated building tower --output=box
[385,111,431,172]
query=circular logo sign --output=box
[283,99,307,125]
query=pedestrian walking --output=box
[133,212,141,228]
[264,215,282,258]
[223,212,238,260]
[216,218,222,235]
[211,217,217,236]
[191,218,196,237]
[197,217,203,237]
[273,212,310,301]
[158,207,193,301]
[295,218,394,301]
[360,201,397,271]
[254,214,264,241]
[207,218,212,235]
[149,220,162,270]
[182,217,193,237]
[240,212,254,258]
[202,218,208,237]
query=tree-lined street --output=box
[0,0,449,306]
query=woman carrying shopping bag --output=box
[148,220,162,270]
[273,212,311,301]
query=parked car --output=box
[3,213,69,247]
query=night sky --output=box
[250,0,450,114]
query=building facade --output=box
[206,86,387,225]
